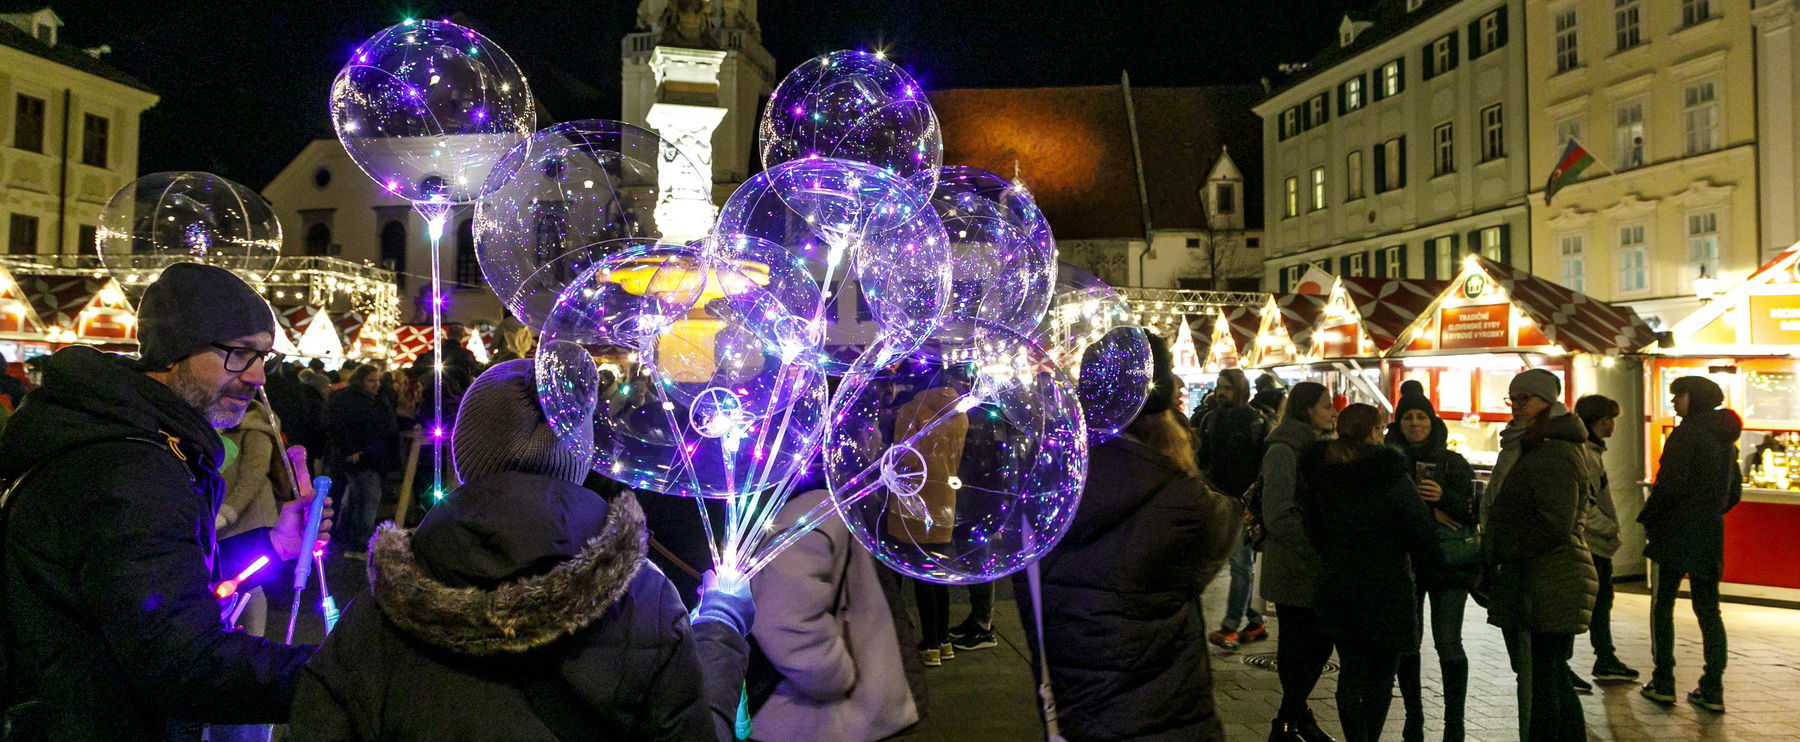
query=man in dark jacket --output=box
[1194,368,1269,651]
[0,263,326,740]
[1639,375,1740,712]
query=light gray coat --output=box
[750,490,918,742]
[1258,418,1325,608]
[1580,440,1622,558]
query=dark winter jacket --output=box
[1299,442,1440,653]
[1641,407,1744,579]
[0,346,312,741]
[1386,420,1480,589]
[1482,411,1598,635]
[289,472,749,741]
[1013,434,1236,742]
[1258,418,1326,607]
[326,387,399,472]
[1195,404,1268,499]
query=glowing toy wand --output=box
[284,475,331,644]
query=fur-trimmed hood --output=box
[368,471,648,656]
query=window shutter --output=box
[1395,58,1406,93]
[1316,94,1330,125]
[1398,244,1411,278]
[1498,223,1513,265]
[1373,143,1388,192]
[1298,105,1310,131]
[1495,7,1509,49]
[1447,32,1460,71]
[1338,254,1352,276]
[1396,137,1407,188]
[1337,82,1348,115]
[1423,243,1438,278]
[1279,267,1290,293]
[1468,19,1483,59]
[1422,42,1437,80]
[1467,230,1482,256]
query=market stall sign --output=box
[1439,304,1510,350]
[1318,322,1360,358]
[1748,294,1800,347]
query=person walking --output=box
[289,359,754,740]
[0,263,326,740]
[1572,395,1638,687]
[1196,368,1270,651]
[1301,404,1439,742]
[1387,392,1478,742]
[1638,376,1740,712]
[1482,369,1596,742]
[1261,381,1340,742]
[327,364,399,557]
[1016,333,1237,741]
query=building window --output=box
[1380,245,1403,278]
[379,219,407,282]
[1687,211,1720,287]
[1556,118,1584,147]
[1284,176,1299,218]
[1480,104,1505,162]
[1431,235,1457,279]
[1424,34,1458,80]
[1477,226,1506,263]
[313,167,332,189]
[305,223,332,256]
[1555,10,1580,73]
[1215,183,1236,214]
[1346,252,1367,277]
[1615,99,1645,169]
[1375,136,1406,193]
[1308,94,1329,127]
[455,217,480,286]
[7,214,39,255]
[1283,264,1304,292]
[1280,108,1299,140]
[1683,79,1720,155]
[1247,237,1261,248]
[1615,0,1642,52]
[1475,8,1507,56]
[1310,167,1326,211]
[1378,59,1405,99]
[80,114,108,168]
[1185,237,1202,248]
[1345,150,1365,200]
[13,95,45,153]
[1619,223,1648,292]
[78,224,96,253]
[1433,122,1455,176]
[1560,234,1586,292]
[1682,0,1712,28]
[1344,76,1364,111]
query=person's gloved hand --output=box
[691,569,755,636]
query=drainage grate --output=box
[1240,652,1338,675]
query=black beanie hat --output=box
[1138,332,1179,417]
[138,263,276,370]
[1394,391,1438,421]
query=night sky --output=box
[36,0,1362,188]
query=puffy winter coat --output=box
[0,346,312,741]
[219,399,289,539]
[1195,404,1269,499]
[749,490,918,742]
[1386,419,1479,589]
[1640,407,1744,579]
[1579,440,1623,559]
[1482,411,1598,635]
[289,472,748,741]
[1013,434,1236,742]
[1258,418,1326,608]
[1299,441,1440,653]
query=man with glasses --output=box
[0,262,328,740]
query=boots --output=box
[1398,652,1424,742]
[1268,710,1340,742]
[1441,658,1469,742]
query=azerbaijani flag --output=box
[1544,139,1596,205]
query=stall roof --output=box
[1274,293,1329,351]
[24,275,104,330]
[1341,277,1449,352]
[1223,304,1260,352]
[1391,255,1656,356]
[1656,243,1800,353]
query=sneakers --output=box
[1688,687,1726,712]
[1239,621,1269,643]
[1570,671,1593,695]
[938,642,955,661]
[951,625,997,651]
[1640,680,1676,705]
[919,647,942,667]
[1592,657,1640,682]
[1208,629,1240,651]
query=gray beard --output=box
[169,363,245,429]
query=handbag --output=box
[1437,521,1480,568]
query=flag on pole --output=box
[1544,139,1596,205]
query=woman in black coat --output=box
[327,365,399,551]
[1014,334,1237,741]
[1299,404,1439,742]
[1385,393,1478,742]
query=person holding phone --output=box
[1386,392,1477,742]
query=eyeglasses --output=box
[209,343,284,374]
[1507,393,1536,407]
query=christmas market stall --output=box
[1643,243,1800,598]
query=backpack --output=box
[1240,438,1295,552]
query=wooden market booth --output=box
[1643,243,1800,598]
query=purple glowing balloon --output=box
[1030,263,1150,443]
[919,165,1057,345]
[759,50,943,187]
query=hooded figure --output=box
[289,360,752,741]
[1013,333,1236,741]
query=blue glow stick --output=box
[284,476,331,644]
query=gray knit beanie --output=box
[452,359,593,485]
[1508,368,1562,404]
[138,262,276,370]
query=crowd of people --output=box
[0,264,1749,742]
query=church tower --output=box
[622,0,775,241]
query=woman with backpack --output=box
[1300,404,1439,742]
[1386,392,1478,742]
[1259,381,1340,742]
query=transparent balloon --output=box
[330,19,534,204]
[712,157,951,374]
[476,120,713,325]
[96,172,283,281]
[1031,263,1135,367]
[919,165,1057,346]
[760,50,942,187]
[821,322,1088,584]
[1075,325,1152,443]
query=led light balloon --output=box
[920,165,1057,345]
[759,50,942,187]
[475,120,712,325]
[1075,325,1152,442]
[820,323,1088,584]
[96,172,283,280]
[330,18,534,205]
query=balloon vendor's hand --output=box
[692,569,756,636]
[272,493,333,561]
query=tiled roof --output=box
[0,19,153,93]
[1340,276,1448,351]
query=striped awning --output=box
[1340,277,1450,352]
